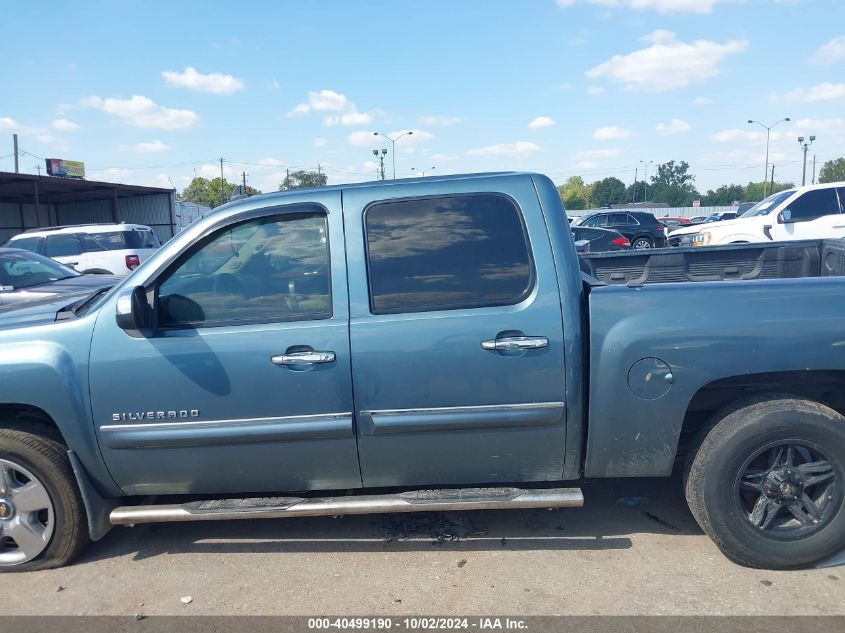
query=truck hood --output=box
[671,217,754,236]
[0,290,94,330]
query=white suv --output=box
[670,181,845,247]
[4,223,161,276]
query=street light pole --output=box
[748,117,790,197]
[373,131,414,179]
[412,167,435,177]
[639,160,653,203]
[797,135,816,186]
[372,149,387,180]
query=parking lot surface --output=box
[2,476,843,616]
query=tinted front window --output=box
[365,194,533,314]
[79,230,160,251]
[0,251,77,289]
[787,189,840,221]
[45,234,82,257]
[158,212,331,326]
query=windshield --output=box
[571,215,592,226]
[740,190,795,218]
[0,250,79,289]
[79,229,161,251]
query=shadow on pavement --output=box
[78,476,704,565]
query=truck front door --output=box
[344,178,568,487]
[89,194,362,495]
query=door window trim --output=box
[151,206,333,330]
[362,191,536,315]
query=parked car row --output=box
[670,181,845,247]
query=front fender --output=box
[0,334,122,497]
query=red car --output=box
[658,216,692,226]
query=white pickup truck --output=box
[670,181,845,247]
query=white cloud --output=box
[587,86,606,95]
[81,95,199,129]
[0,116,56,143]
[574,147,622,169]
[655,118,691,135]
[288,89,356,116]
[467,141,541,156]
[575,148,620,161]
[793,117,845,142]
[198,163,235,179]
[51,118,80,131]
[774,82,845,103]
[712,128,769,143]
[161,66,245,95]
[288,89,377,126]
[812,35,845,64]
[593,126,632,140]
[586,31,748,92]
[557,0,740,14]
[419,115,462,126]
[313,137,328,147]
[528,116,557,129]
[118,139,170,153]
[431,153,460,162]
[323,111,373,127]
[693,96,713,105]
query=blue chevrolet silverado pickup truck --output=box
[1,172,844,572]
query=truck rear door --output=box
[343,176,568,487]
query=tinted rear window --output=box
[365,194,534,314]
[79,230,160,251]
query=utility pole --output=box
[770,164,775,194]
[13,133,19,173]
[639,160,653,203]
[219,157,225,205]
[241,171,248,195]
[372,149,387,180]
[632,166,638,203]
[812,154,817,185]
[797,136,815,186]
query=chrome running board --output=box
[110,486,583,525]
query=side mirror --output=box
[115,285,153,332]
[778,208,792,224]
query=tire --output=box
[0,429,89,571]
[631,236,653,249]
[685,395,845,569]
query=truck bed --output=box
[578,239,845,285]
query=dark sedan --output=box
[572,211,666,249]
[0,248,119,307]
[571,226,631,254]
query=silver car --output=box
[0,248,119,307]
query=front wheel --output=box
[685,396,845,569]
[631,237,653,249]
[0,429,89,571]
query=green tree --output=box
[701,184,745,206]
[180,177,239,208]
[280,169,328,191]
[649,160,699,206]
[743,180,794,201]
[626,180,645,204]
[589,177,627,207]
[818,158,845,184]
[557,176,590,210]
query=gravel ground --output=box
[1,476,843,616]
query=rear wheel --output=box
[685,396,845,569]
[631,236,653,249]
[0,429,89,572]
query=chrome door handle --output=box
[272,351,336,365]
[66,261,79,266]
[481,336,548,351]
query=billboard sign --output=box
[45,158,85,179]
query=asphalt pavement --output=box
[2,476,843,616]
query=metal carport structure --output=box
[0,171,176,243]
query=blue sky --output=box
[1,0,843,194]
